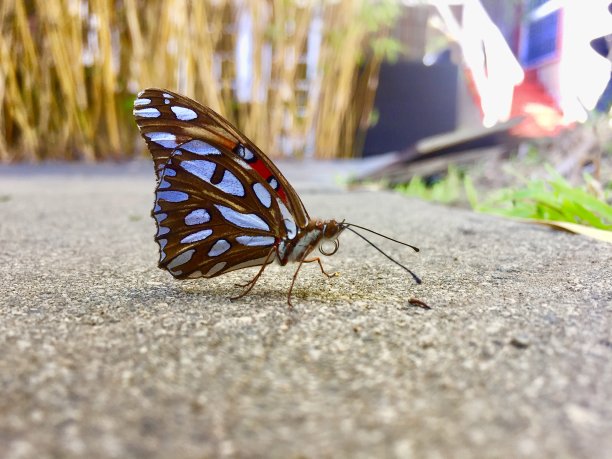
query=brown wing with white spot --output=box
[134,89,303,278]
[152,149,284,278]
[135,88,310,226]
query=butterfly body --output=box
[134,88,419,305]
[277,219,344,265]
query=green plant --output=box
[469,166,612,231]
[395,165,466,205]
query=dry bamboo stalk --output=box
[0,0,397,162]
[2,30,38,160]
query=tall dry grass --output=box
[0,0,400,162]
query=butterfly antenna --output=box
[345,227,422,284]
[344,223,420,252]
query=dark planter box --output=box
[363,60,458,156]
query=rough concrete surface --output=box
[0,161,611,459]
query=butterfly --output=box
[134,88,421,306]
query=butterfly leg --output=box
[234,279,254,288]
[230,248,276,301]
[302,257,339,279]
[287,257,339,307]
[286,257,308,308]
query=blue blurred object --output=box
[590,2,612,113]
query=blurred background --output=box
[1,0,611,232]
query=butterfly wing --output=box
[135,88,310,226]
[134,88,306,278]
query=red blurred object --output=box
[509,70,567,138]
[464,67,566,138]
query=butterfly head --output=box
[317,219,347,256]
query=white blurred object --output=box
[235,7,254,103]
[557,0,612,122]
[435,0,524,128]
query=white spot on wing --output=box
[171,106,198,121]
[163,168,176,177]
[217,170,244,197]
[145,132,178,148]
[185,209,210,226]
[163,93,174,99]
[286,221,297,239]
[215,205,270,231]
[277,199,297,239]
[180,140,220,155]
[134,98,151,106]
[181,229,213,243]
[154,213,167,223]
[237,146,255,161]
[243,148,255,160]
[181,160,216,183]
[208,240,231,257]
[167,249,195,270]
[157,190,189,202]
[253,183,271,208]
[236,235,275,246]
[206,262,227,276]
[234,157,250,169]
[134,108,160,118]
[159,239,168,261]
[181,160,244,197]
[188,270,203,278]
[158,179,171,189]
[158,226,170,236]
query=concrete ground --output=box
[0,161,610,459]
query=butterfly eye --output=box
[319,239,340,256]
